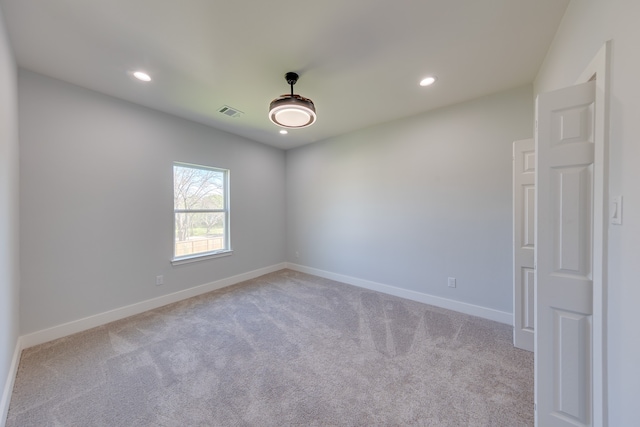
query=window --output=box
[173,162,230,262]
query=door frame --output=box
[576,41,610,427]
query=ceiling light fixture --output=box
[133,71,151,82]
[279,129,288,135]
[420,76,437,86]
[269,72,316,129]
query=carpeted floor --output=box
[6,269,534,426]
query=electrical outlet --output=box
[295,251,300,258]
[447,277,456,288]
[156,275,164,286]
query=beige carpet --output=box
[6,269,534,426]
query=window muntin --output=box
[173,163,230,260]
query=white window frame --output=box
[171,162,231,265]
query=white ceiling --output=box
[1,0,569,150]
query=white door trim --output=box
[577,41,610,427]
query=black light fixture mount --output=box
[269,72,316,129]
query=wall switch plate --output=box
[611,195,623,225]
[156,275,164,286]
[447,277,456,288]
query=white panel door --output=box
[535,80,595,426]
[513,138,535,352]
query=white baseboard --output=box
[20,263,287,349]
[286,263,513,325]
[1,337,23,427]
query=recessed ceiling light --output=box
[279,129,288,135]
[133,71,151,82]
[419,76,437,87]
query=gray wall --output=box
[0,5,19,414]
[18,70,286,334]
[286,85,533,314]
[535,0,640,424]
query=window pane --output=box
[175,212,226,257]
[174,165,225,210]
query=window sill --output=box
[171,249,233,266]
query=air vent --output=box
[218,105,243,118]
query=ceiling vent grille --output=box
[218,105,243,118]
